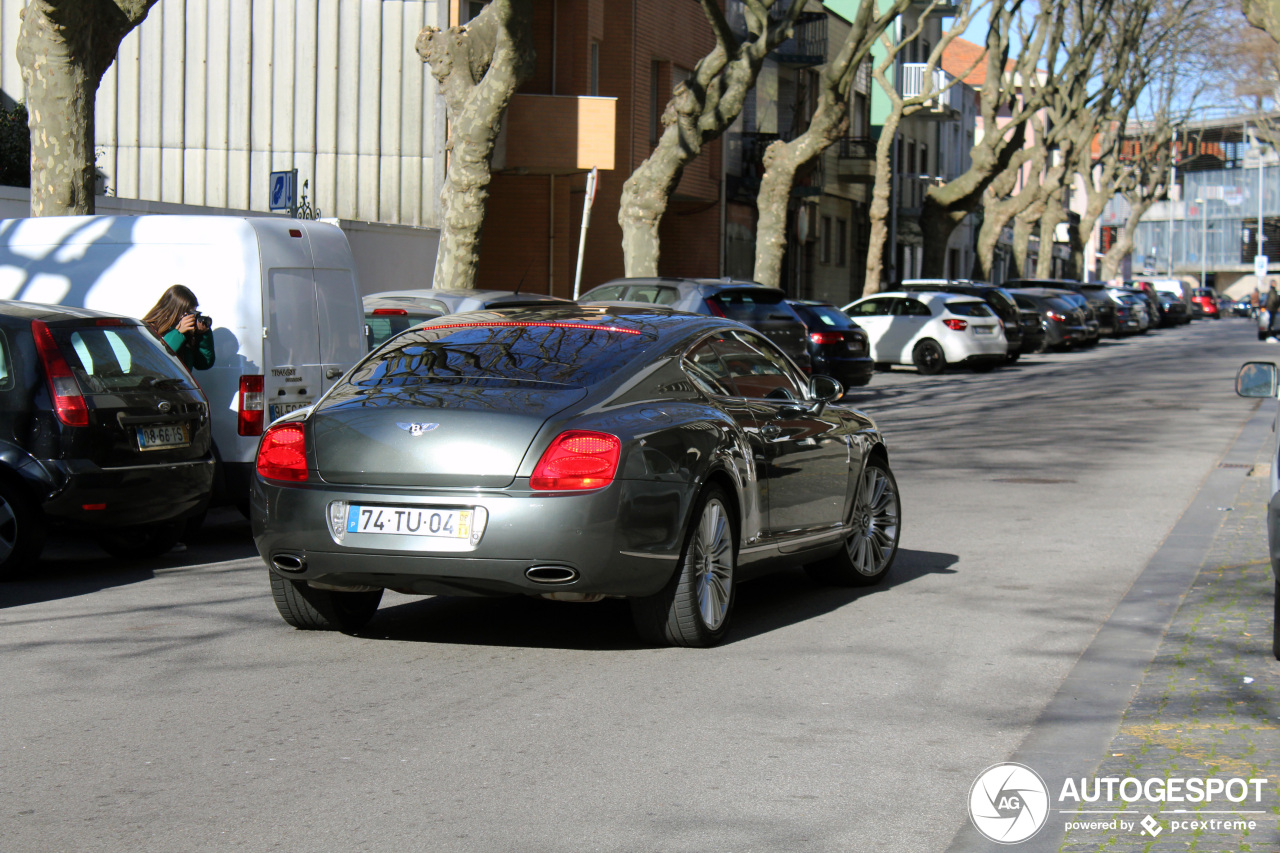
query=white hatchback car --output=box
[842,291,1008,374]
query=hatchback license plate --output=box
[973,326,994,335]
[270,401,311,421]
[346,505,472,539]
[137,423,189,450]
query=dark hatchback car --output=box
[1007,289,1091,350]
[252,305,900,647]
[1004,279,1116,338]
[900,279,1024,361]
[1017,307,1048,354]
[578,278,811,372]
[0,302,215,577]
[787,300,873,389]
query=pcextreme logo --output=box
[968,763,1050,844]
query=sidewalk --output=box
[1057,433,1280,852]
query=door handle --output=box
[326,367,342,379]
[760,425,781,439]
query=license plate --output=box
[270,401,311,421]
[346,505,472,539]
[137,423,189,450]
[973,326,994,335]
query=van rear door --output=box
[315,269,365,390]
[264,269,323,424]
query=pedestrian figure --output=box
[1266,284,1280,339]
[143,285,215,370]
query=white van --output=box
[0,215,366,509]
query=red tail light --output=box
[530,431,621,491]
[1046,311,1068,322]
[943,318,968,331]
[31,320,89,427]
[808,331,845,345]
[238,374,265,436]
[704,299,727,318]
[257,423,308,482]
[372,308,408,316]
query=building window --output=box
[821,216,833,265]
[906,141,916,175]
[465,1,488,22]
[650,62,661,145]
[590,42,600,96]
[837,219,847,267]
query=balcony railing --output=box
[836,137,876,183]
[899,64,963,119]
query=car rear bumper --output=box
[252,476,692,597]
[42,456,215,527]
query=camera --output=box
[188,311,211,330]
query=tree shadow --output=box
[356,547,959,651]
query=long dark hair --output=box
[143,285,198,336]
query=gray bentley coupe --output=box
[251,305,900,647]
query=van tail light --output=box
[943,318,969,331]
[530,431,621,491]
[809,331,845,345]
[31,320,89,427]
[704,299,727,318]
[238,374,265,436]
[256,423,308,482]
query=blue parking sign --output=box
[269,170,295,212]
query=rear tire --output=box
[631,485,736,648]
[98,521,182,559]
[0,477,44,580]
[912,340,946,375]
[806,457,900,587]
[269,571,383,632]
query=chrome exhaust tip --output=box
[525,565,579,584]
[272,553,307,573]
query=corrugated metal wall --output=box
[0,0,446,227]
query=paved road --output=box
[0,318,1267,852]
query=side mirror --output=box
[809,374,844,403]
[1236,362,1278,398]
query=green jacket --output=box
[162,328,216,371]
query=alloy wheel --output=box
[690,498,733,631]
[847,465,900,576]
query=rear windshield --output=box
[1047,297,1077,313]
[944,301,993,317]
[709,290,797,324]
[796,304,854,328]
[55,325,196,393]
[366,312,437,350]
[345,323,653,390]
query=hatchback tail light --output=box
[703,299,727,318]
[1046,310,1068,322]
[809,331,845,345]
[530,431,621,491]
[31,320,89,427]
[257,423,308,482]
[372,308,408,316]
[238,374,265,436]
[942,318,969,331]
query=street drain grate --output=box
[992,477,1077,484]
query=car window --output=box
[344,322,653,390]
[944,301,993,317]
[709,290,795,323]
[0,331,12,391]
[683,338,735,397]
[365,312,437,350]
[624,284,680,305]
[1013,295,1036,310]
[1046,297,1077,313]
[712,330,805,400]
[580,284,627,301]
[847,298,890,317]
[57,325,196,393]
[799,304,853,328]
[895,299,932,317]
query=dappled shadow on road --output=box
[358,547,959,651]
[0,509,256,609]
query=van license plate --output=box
[269,401,311,421]
[137,423,190,450]
[346,505,472,539]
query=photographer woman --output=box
[142,284,215,370]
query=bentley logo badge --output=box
[397,422,439,436]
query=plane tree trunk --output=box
[417,0,535,290]
[16,0,159,217]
